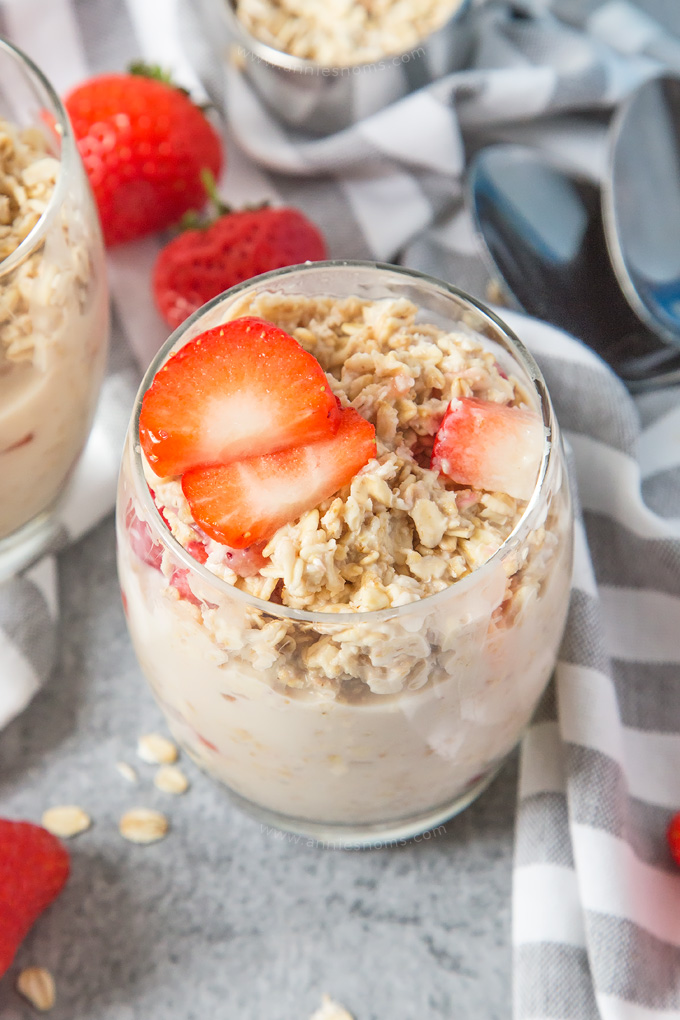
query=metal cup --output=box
[193,0,474,135]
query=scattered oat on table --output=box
[309,995,355,1020]
[154,764,189,795]
[119,808,169,845]
[136,733,178,765]
[115,761,138,784]
[16,967,56,1012]
[41,805,91,839]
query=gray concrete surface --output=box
[0,517,517,1020]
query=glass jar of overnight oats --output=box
[117,262,573,846]
[0,39,109,578]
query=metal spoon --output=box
[468,143,680,391]
[605,73,680,350]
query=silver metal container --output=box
[192,0,474,136]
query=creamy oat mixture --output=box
[148,293,536,615]
[122,289,571,825]
[234,0,465,66]
[0,117,108,540]
[0,121,61,363]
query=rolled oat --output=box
[309,996,354,1020]
[16,967,56,1011]
[41,805,91,839]
[115,761,138,784]
[137,733,178,765]
[119,808,169,844]
[154,765,189,794]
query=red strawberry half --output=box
[182,407,376,548]
[431,397,544,501]
[0,820,70,976]
[154,205,327,329]
[139,317,340,477]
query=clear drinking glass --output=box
[0,39,109,578]
[117,262,573,846]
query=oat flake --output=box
[119,808,169,844]
[137,733,178,765]
[116,761,138,784]
[309,995,354,1020]
[41,805,91,839]
[16,967,56,1011]
[154,765,189,795]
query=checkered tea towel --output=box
[0,2,679,1016]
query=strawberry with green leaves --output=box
[65,65,223,246]
[152,174,327,329]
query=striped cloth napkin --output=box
[1,0,679,1016]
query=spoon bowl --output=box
[468,144,680,391]
[605,73,680,348]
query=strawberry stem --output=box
[201,169,230,217]
[172,171,271,233]
[128,61,191,98]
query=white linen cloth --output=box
[0,0,679,1016]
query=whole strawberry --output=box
[153,181,327,329]
[0,820,70,976]
[65,65,223,246]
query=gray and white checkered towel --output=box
[1,0,679,1016]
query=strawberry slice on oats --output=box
[182,407,376,548]
[139,317,340,477]
[431,397,544,501]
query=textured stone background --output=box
[0,518,517,1020]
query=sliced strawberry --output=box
[170,567,203,607]
[139,317,340,478]
[222,543,270,576]
[182,407,376,548]
[186,539,208,565]
[125,501,164,569]
[431,397,544,501]
[184,534,268,575]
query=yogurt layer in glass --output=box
[117,262,573,845]
[0,40,109,573]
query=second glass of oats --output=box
[0,40,109,577]
[118,262,573,846]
